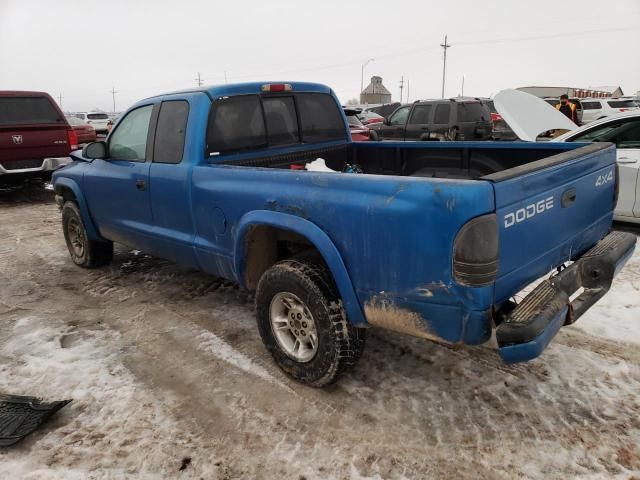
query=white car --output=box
[494,90,640,224]
[554,112,640,224]
[580,98,639,124]
[70,112,110,133]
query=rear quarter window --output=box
[581,101,601,110]
[456,102,487,122]
[0,96,63,125]
[153,100,189,164]
[608,100,636,108]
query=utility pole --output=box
[224,71,228,84]
[461,75,465,97]
[360,58,374,102]
[406,79,410,103]
[440,34,451,99]
[195,72,203,87]
[399,76,404,103]
[110,87,118,112]
[57,93,63,110]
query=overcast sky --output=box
[1,0,638,112]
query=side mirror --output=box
[83,141,108,160]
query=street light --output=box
[360,58,375,102]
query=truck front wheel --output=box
[255,258,365,387]
[62,201,113,268]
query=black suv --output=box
[370,98,492,141]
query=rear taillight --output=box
[453,213,499,286]
[67,128,78,150]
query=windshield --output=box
[346,115,364,127]
[87,113,109,120]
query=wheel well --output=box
[243,225,319,290]
[55,185,77,203]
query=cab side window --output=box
[433,104,451,124]
[109,105,153,161]
[573,119,640,149]
[153,101,189,164]
[389,106,410,126]
[408,105,432,124]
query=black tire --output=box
[255,258,365,387]
[62,201,113,268]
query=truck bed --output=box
[215,140,591,180]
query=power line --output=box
[456,26,639,47]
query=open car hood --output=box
[493,89,578,141]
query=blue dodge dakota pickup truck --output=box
[53,81,635,386]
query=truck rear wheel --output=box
[62,201,113,268]
[255,258,365,387]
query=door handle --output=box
[617,157,636,164]
[561,187,577,208]
[135,179,146,190]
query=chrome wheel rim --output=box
[269,292,318,363]
[67,217,85,258]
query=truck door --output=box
[147,99,199,267]
[83,104,155,247]
[431,103,451,139]
[380,105,410,140]
[404,104,432,140]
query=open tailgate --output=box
[484,142,618,304]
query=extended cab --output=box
[0,91,76,182]
[53,82,635,386]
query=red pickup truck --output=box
[0,91,77,182]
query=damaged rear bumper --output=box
[496,231,636,363]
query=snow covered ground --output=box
[1,184,639,479]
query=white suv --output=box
[70,112,110,133]
[580,98,639,124]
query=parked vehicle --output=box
[66,116,97,145]
[543,97,584,125]
[343,108,377,141]
[579,98,639,124]
[554,112,640,224]
[487,100,517,141]
[0,91,75,182]
[370,98,492,141]
[69,112,110,133]
[53,81,634,386]
[365,102,401,118]
[357,110,384,125]
[495,90,640,224]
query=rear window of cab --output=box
[0,96,63,125]
[206,93,346,154]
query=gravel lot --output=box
[1,182,639,479]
